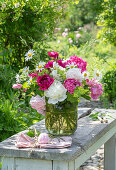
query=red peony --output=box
[45,61,54,69]
[37,74,54,90]
[57,59,67,68]
[48,51,59,59]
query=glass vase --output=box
[45,100,78,136]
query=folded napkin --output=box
[15,133,72,149]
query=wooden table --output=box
[0,108,116,170]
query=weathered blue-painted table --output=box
[0,108,116,170]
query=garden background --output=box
[0,0,116,142]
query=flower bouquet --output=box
[13,50,103,136]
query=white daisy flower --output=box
[15,74,21,83]
[36,61,45,72]
[59,66,65,71]
[25,49,34,61]
[66,68,83,82]
[23,66,29,76]
[51,70,58,77]
[53,62,59,70]
[1,3,6,10]
[94,70,102,80]
[66,62,76,69]
[45,81,67,104]
[27,77,33,85]
[82,71,89,80]
[15,2,20,8]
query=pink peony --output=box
[64,79,82,94]
[88,79,103,100]
[67,55,87,73]
[38,133,50,144]
[57,59,67,68]
[48,51,59,59]
[12,84,22,89]
[30,95,46,116]
[45,61,54,69]
[37,74,54,90]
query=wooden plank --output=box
[53,160,68,170]
[74,124,116,169]
[1,157,14,170]
[104,134,116,170]
[68,160,75,170]
[15,158,52,170]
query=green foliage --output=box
[0,93,43,141]
[0,0,73,67]
[67,92,78,103]
[0,64,16,97]
[0,63,43,142]
[102,63,116,103]
[89,112,100,121]
[97,0,116,45]
[74,86,91,100]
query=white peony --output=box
[45,81,67,104]
[66,68,83,82]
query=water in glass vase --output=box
[45,100,78,136]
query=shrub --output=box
[0,93,43,142]
[102,63,116,103]
[0,0,72,67]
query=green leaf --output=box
[89,112,99,121]
[67,92,78,103]
[81,94,91,100]
[22,82,29,88]
[26,131,35,137]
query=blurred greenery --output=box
[58,0,104,31]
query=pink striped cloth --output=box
[15,133,72,149]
